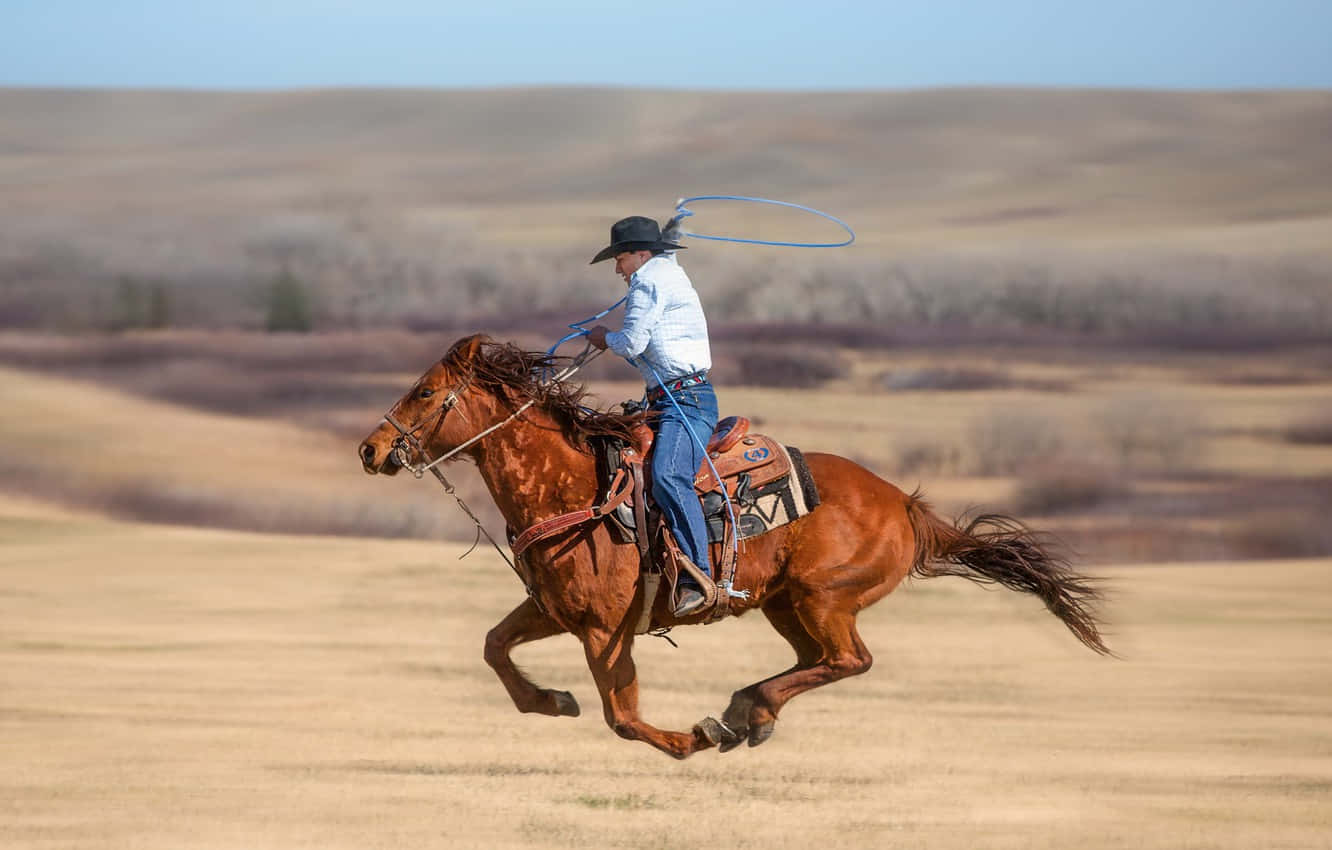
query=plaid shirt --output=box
[605,253,712,388]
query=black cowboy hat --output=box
[589,215,686,264]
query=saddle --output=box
[510,415,820,630]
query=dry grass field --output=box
[2,333,1330,847]
[2,85,1329,848]
[2,496,1329,850]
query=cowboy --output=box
[586,216,719,618]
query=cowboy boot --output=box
[659,528,715,617]
[673,575,708,617]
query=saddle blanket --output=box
[701,444,820,543]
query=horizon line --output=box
[3,81,1331,96]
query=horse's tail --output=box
[903,489,1110,655]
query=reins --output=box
[378,343,605,577]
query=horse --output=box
[358,334,1108,759]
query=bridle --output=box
[381,369,485,478]
[382,345,602,477]
[384,374,542,480]
[373,345,602,575]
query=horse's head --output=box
[361,332,642,477]
[358,334,496,476]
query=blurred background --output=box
[3,3,1332,848]
[3,0,1329,561]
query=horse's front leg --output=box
[484,597,580,717]
[582,626,714,759]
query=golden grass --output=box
[2,503,1329,849]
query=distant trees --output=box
[111,277,171,331]
[105,271,315,333]
[265,270,313,332]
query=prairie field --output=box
[2,331,1330,848]
[2,497,1329,850]
[2,85,1330,848]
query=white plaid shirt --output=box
[605,253,712,388]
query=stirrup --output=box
[658,528,721,619]
[673,586,708,618]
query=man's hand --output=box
[586,325,610,350]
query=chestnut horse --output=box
[358,335,1107,759]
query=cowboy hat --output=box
[590,215,686,264]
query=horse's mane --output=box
[445,336,645,448]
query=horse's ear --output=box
[448,333,489,366]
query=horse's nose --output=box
[360,442,377,467]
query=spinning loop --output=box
[672,195,855,248]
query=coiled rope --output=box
[671,194,855,248]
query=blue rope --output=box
[635,357,744,597]
[546,295,627,358]
[673,194,855,248]
[544,314,741,595]
[537,193,855,586]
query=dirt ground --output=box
[2,497,1328,849]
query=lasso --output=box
[542,195,856,600]
[670,194,855,248]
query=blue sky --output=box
[3,0,1330,90]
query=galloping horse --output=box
[358,335,1107,759]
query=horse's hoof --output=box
[748,721,775,747]
[692,717,726,747]
[720,696,752,751]
[716,719,747,753]
[552,690,580,717]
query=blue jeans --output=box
[649,381,720,575]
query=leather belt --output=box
[647,370,709,404]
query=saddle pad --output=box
[704,445,821,545]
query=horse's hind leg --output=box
[484,597,580,717]
[714,590,822,751]
[713,588,874,749]
[751,595,874,745]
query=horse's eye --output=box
[418,388,435,399]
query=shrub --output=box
[266,271,313,332]
[1283,417,1332,446]
[967,411,1067,476]
[880,366,1015,391]
[893,440,963,476]
[1015,465,1129,515]
[108,278,171,331]
[731,345,843,388]
[1097,394,1202,472]
[111,277,146,331]
[1228,512,1332,558]
[147,284,171,329]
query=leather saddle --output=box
[614,415,791,499]
[595,415,791,624]
[510,415,797,628]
